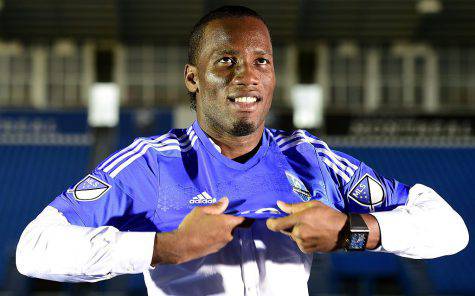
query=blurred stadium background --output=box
[0,0,474,295]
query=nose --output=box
[232,62,259,86]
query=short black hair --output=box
[187,5,269,109]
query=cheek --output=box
[205,70,232,91]
[261,72,276,95]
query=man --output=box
[17,6,468,296]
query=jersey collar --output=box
[192,120,270,170]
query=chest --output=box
[154,149,330,232]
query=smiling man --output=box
[185,12,275,158]
[17,5,468,296]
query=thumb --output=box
[277,200,320,214]
[202,197,229,214]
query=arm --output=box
[267,183,469,258]
[16,168,158,282]
[16,206,155,282]
[370,183,469,258]
[150,197,244,265]
[268,133,468,257]
[17,198,244,282]
[265,200,380,253]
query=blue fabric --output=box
[50,122,410,233]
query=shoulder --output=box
[266,127,360,182]
[96,127,195,179]
[266,127,325,152]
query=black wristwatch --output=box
[343,213,369,251]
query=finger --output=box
[294,240,307,254]
[301,246,315,254]
[299,238,318,248]
[221,215,245,235]
[223,214,245,227]
[202,197,229,214]
[291,237,315,254]
[266,215,298,232]
[277,200,320,214]
[291,225,301,239]
[292,236,304,246]
[215,213,245,225]
[280,229,293,237]
[302,242,319,253]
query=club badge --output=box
[69,174,111,201]
[285,171,312,202]
[348,173,385,211]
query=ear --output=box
[184,64,199,94]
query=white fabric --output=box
[371,184,469,259]
[16,206,155,282]
[16,184,469,295]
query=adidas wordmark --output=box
[189,192,217,204]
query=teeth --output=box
[234,96,257,103]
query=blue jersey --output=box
[50,120,410,232]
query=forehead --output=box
[200,17,272,58]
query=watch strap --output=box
[349,213,368,231]
[344,213,370,251]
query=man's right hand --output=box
[151,197,244,265]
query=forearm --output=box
[151,204,243,265]
[152,231,184,265]
[370,184,469,259]
[361,214,381,250]
[16,206,155,282]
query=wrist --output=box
[152,231,186,265]
[344,213,370,251]
[361,214,381,250]
[339,213,382,251]
[337,214,350,250]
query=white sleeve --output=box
[370,184,469,259]
[16,206,156,282]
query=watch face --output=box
[349,232,368,250]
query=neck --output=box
[198,118,264,159]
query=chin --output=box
[230,120,257,137]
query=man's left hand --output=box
[266,200,347,253]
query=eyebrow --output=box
[255,50,273,55]
[213,49,273,56]
[215,49,239,56]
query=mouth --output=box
[227,96,262,111]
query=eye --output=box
[218,57,235,65]
[256,57,270,65]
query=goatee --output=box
[230,120,256,136]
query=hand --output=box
[266,200,347,253]
[152,197,245,265]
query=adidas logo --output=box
[189,191,217,204]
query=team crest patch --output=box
[348,174,385,211]
[285,171,312,201]
[69,175,111,201]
